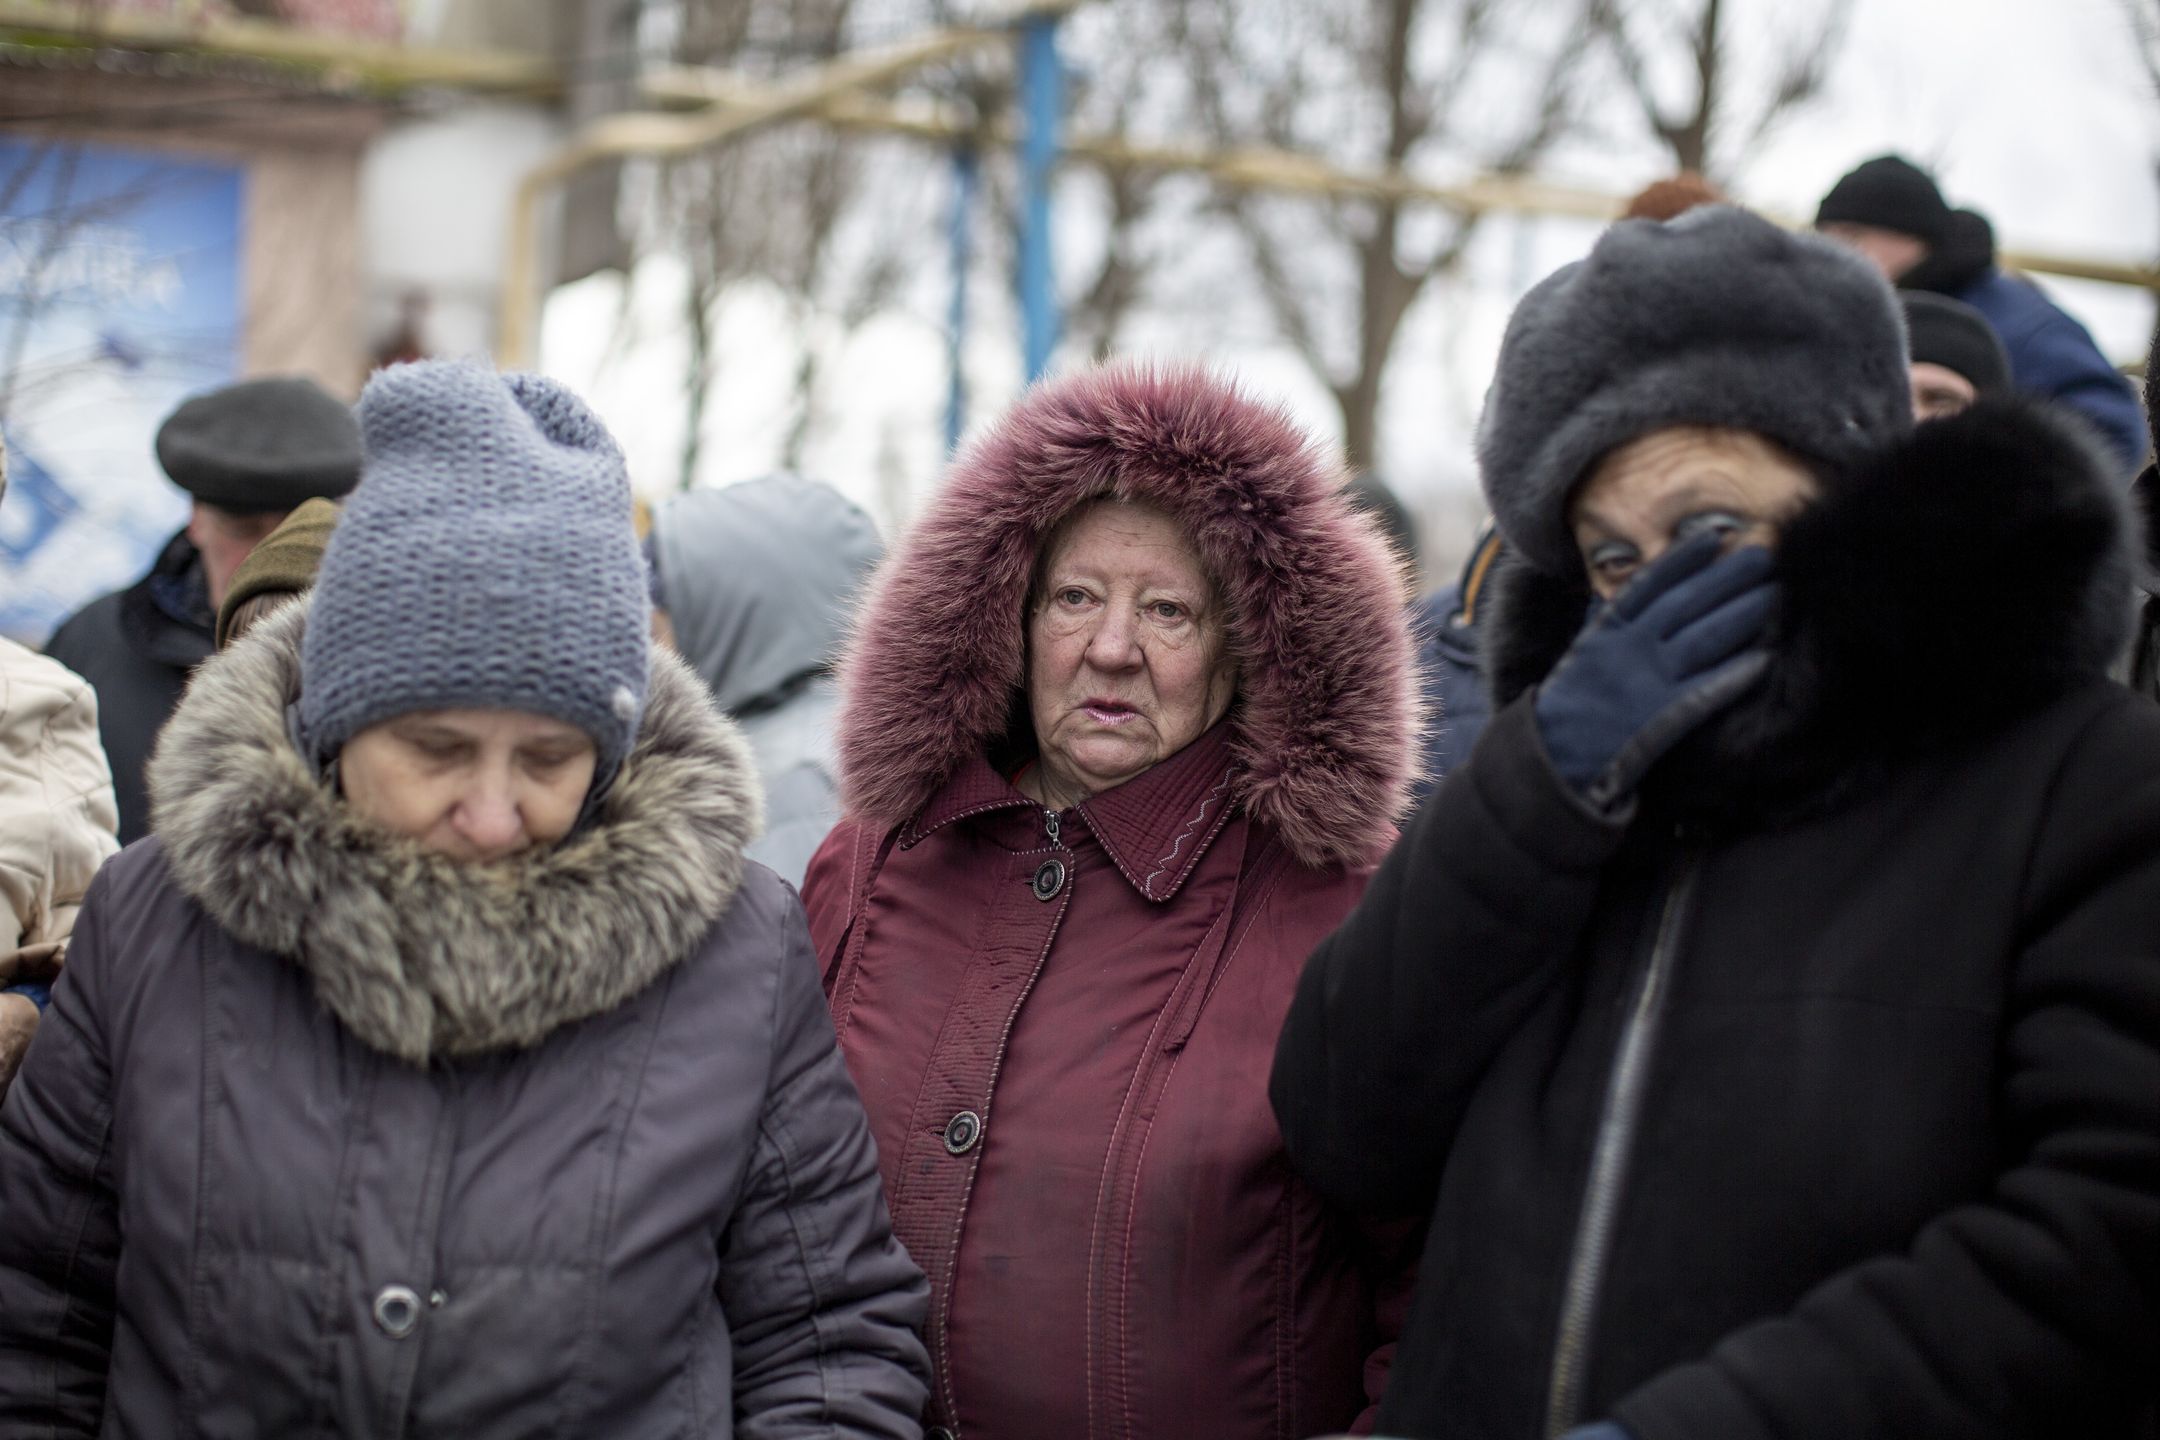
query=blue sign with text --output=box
[0,140,243,644]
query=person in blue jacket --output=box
[1814,154,2148,477]
[1407,525,1501,802]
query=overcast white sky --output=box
[542,0,2160,564]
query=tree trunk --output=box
[1336,373,1383,475]
[680,265,715,492]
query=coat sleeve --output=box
[0,863,124,1435]
[1347,1214,1423,1434]
[2010,309,2149,476]
[0,648,120,970]
[720,894,931,1439]
[1613,696,2160,1440]
[1271,697,1629,1216]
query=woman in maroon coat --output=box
[802,362,1421,1440]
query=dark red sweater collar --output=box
[904,720,1239,903]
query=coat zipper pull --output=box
[1044,809,1061,846]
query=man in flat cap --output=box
[44,376,361,843]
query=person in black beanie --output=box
[1903,291,2012,420]
[43,376,361,843]
[1816,153,2147,474]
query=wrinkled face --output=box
[1570,427,1820,600]
[1910,361,1979,422]
[340,708,598,863]
[1025,501,1238,807]
[1817,221,1930,282]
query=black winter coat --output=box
[1273,401,2160,1440]
[0,600,931,1438]
[42,530,216,844]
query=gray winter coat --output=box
[652,476,882,886]
[0,600,930,1438]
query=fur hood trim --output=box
[834,361,1419,869]
[1486,397,2136,774]
[148,598,764,1065]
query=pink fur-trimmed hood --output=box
[834,362,1420,869]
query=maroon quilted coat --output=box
[801,363,1423,1440]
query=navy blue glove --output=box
[1534,532,1777,811]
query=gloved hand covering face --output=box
[1533,532,1778,812]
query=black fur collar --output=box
[1484,398,2137,824]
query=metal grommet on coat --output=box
[372,1284,423,1339]
[1030,858,1066,901]
[942,1110,983,1155]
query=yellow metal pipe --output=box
[637,73,2160,298]
[496,0,1087,365]
[0,0,561,95]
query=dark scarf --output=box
[1899,208,1998,298]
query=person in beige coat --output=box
[0,437,121,1096]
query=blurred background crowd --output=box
[1,0,2154,646]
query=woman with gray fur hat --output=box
[0,360,931,1437]
[1274,206,2160,1439]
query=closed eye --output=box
[395,728,472,763]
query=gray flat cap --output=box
[156,375,362,513]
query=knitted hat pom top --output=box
[297,361,651,779]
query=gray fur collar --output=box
[148,598,764,1065]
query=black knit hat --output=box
[155,376,362,514]
[1477,206,1913,577]
[1814,155,1952,245]
[1902,292,2011,395]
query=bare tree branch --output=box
[2130,0,2160,94]
[1142,0,1601,468]
[636,0,931,488]
[1588,0,1854,181]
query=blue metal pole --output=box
[1017,14,1062,382]
[946,145,978,453]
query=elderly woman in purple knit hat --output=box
[799,361,1423,1440]
[0,360,929,1437]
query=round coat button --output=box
[1031,858,1066,901]
[372,1284,423,1339]
[928,1429,958,1440]
[942,1110,983,1155]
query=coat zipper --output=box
[1543,850,1702,1438]
[1044,808,1061,845]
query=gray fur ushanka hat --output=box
[1477,205,1912,576]
[298,361,650,780]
